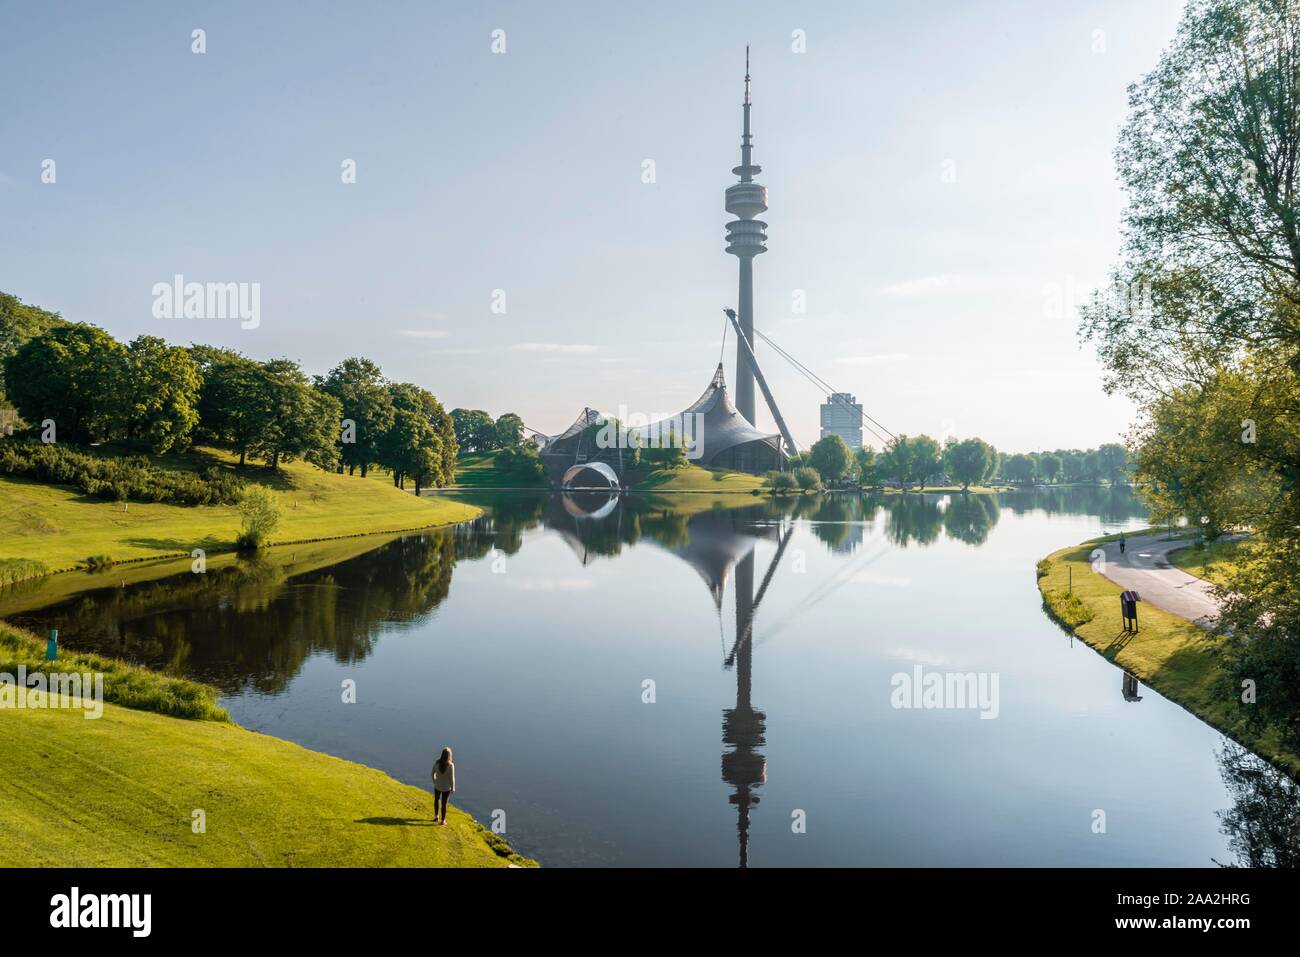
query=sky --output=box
[0,0,1188,453]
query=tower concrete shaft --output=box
[724,46,767,425]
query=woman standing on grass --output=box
[431,747,456,825]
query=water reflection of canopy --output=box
[549,495,778,609]
[660,517,779,610]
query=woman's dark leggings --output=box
[435,790,450,820]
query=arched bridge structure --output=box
[561,461,621,490]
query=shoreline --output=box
[0,501,535,868]
[1036,531,1298,779]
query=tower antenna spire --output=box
[725,45,768,426]
[744,44,751,106]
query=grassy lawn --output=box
[1169,535,1256,588]
[629,464,765,493]
[1037,537,1298,777]
[0,451,526,867]
[0,449,479,574]
[453,450,548,488]
[0,698,534,867]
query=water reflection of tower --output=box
[555,495,787,867]
[722,549,766,868]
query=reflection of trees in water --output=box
[23,486,1147,701]
[882,495,944,548]
[806,495,869,553]
[942,494,1000,546]
[493,488,1042,557]
[17,533,457,695]
[1215,742,1300,868]
[997,485,1148,523]
[452,491,548,560]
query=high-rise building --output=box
[820,393,863,449]
[724,47,768,425]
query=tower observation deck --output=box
[724,46,768,426]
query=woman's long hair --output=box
[438,747,453,772]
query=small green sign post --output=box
[45,628,58,662]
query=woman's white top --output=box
[432,761,456,792]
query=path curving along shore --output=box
[1093,533,1223,629]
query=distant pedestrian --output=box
[1119,532,1127,556]
[431,747,456,826]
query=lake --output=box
[3,486,1286,867]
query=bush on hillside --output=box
[494,445,547,483]
[235,485,280,550]
[0,440,242,505]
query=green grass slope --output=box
[0,622,227,720]
[453,450,548,488]
[1168,535,1256,589]
[0,699,534,867]
[0,449,479,574]
[629,464,765,493]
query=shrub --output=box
[0,558,46,585]
[0,440,243,506]
[1036,558,1053,579]
[1042,588,1094,629]
[235,485,280,550]
[794,466,822,491]
[764,470,797,494]
[495,445,546,483]
[84,554,114,570]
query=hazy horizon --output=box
[0,0,1187,453]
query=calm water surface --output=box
[5,487,1287,866]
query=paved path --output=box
[1095,533,1223,629]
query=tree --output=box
[1081,450,1102,483]
[191,350,276,467]
[1002,453,1037,485]
[1130,364,1281,539]
[907,435,942,489]
[943,437,997,491]
[878,436,913,484]
[496,444,546,484]
[1096,443,1130,484]
[377,383,459,490]
[1079,0,1300,400]
[854,446,879,487]
[251,359,341,471]
[639,422,686,468]
[318,358,394,477]
[3,324,127,444]
[0,291,65,404]
[494,413,525,449]
[1058,449,1084,483]
[1039,454,1062,484]
[451,408,498,453]
[809,434,852,483]
[121,336,201,453]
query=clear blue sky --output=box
[0,0,1186,452]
